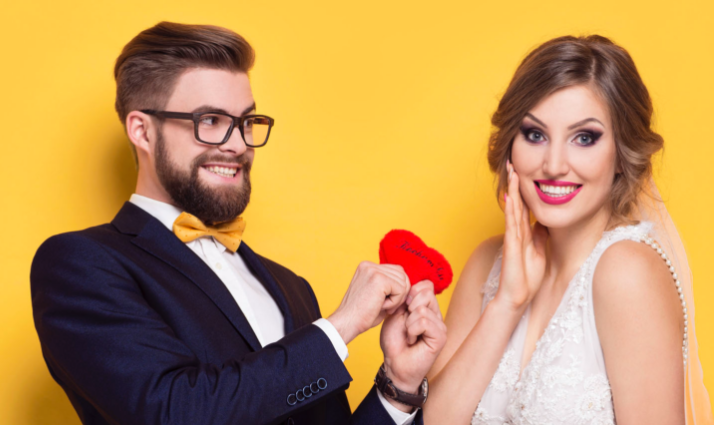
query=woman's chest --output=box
[474,273,615,425]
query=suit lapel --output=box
[112,202,262,351]
[238,243,295,334]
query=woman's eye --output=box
[574,132,601,146]
[575,134,591,145]
[526,130,544,143]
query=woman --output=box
[424,35,711,424]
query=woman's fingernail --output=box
[504,193,508,202]
[406,295,413,305]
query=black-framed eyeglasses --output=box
[142,110,275,147]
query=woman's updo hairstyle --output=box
[488,35,663,224]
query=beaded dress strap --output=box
[638,234,689,365]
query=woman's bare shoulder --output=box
[592,236,685,421]
[459,234,504,291]
[593,238,682,350]
[593,239,674,300]
[446,234,503,314]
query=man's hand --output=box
[380,280,447,412]
[327,262,411,345]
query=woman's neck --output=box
[544,207,612,283]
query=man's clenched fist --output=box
[327,261,411,345]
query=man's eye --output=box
[199,115,219,126]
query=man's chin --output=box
[199,184,247,204]
[192,172,251,219]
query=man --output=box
[31,22,447,425]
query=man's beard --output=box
[155,130,252,225]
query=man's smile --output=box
[201,163,241,179]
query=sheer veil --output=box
[637,179,713,424]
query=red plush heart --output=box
[379,229,453,294]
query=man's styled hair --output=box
[114,21,255,162]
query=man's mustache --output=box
[192,153,252,168]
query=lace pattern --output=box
[489,348,520,393]
[481,246,502,309]
[472,222,652,425]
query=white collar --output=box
[129,194,229,254]
[129,194,184,232]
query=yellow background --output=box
[2,0,713,422]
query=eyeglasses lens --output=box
[242,116,271,147]
[197,114,234,144]
[197,114,270,146]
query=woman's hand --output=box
[495,160,549,311]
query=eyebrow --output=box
[525,113,547,128]
[191,102,257,116]
[242,103,257,115]
[567,117,604,129]
[524,113,605,130]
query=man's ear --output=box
[126,111,154,157]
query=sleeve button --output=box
[317,378,327,390]
[287,394,297,406]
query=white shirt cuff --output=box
[312,318,349,362]
[377,387,419,425]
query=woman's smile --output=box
[534,180,583,205]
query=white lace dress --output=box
[472,222,654,425]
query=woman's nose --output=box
[542,143,570,177]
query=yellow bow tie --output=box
[172,212,246,253]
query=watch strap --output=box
[374,364,428,408]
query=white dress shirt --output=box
[129,194,416,424]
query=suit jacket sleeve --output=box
[299,275,424,425]
[31,232,355,425]
[353,386,424,425]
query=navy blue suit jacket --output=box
[31,202,422,425]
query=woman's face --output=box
[511,84,618,230]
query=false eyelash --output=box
[575,130,603,146]
[520,126,545,142]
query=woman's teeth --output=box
[539,184,578,197]
[205,166,238,178]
